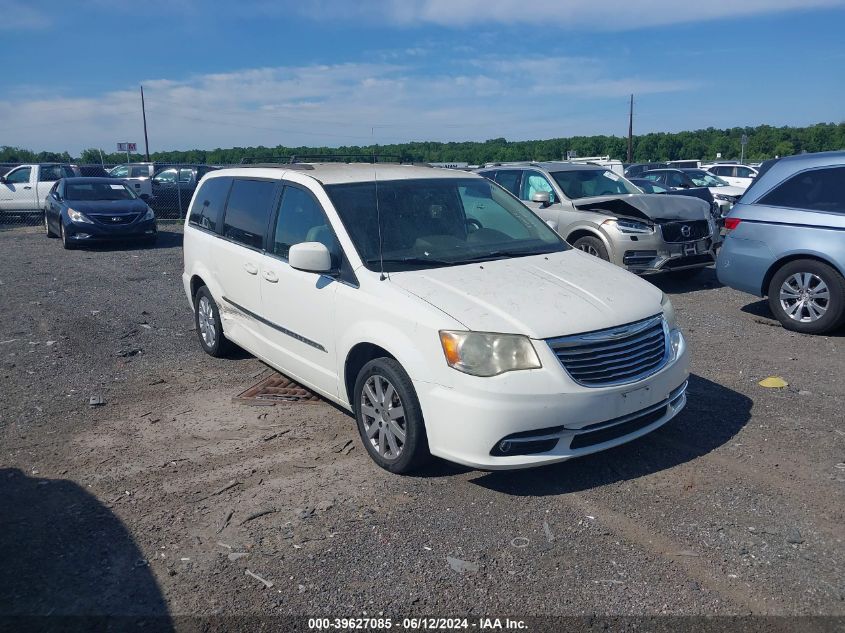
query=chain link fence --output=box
[0,162,227,228]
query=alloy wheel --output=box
[197,296,217,347]
[779,272,829,323]
[579,243,600,257]
[360,374,407,459]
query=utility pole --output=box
[141,85,150,161]
[627,94,634,163]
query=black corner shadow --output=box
[0,469,173,632]
[647,267,724,295]
[468,373,751,496]
[80,229,183,253]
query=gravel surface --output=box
[0,224,843,625]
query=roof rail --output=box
[239,154,404,165]
[235,163,315,171]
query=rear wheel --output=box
[767,259,845,334]
[572,235,609,261]
[194,286,232,357]
[353,358,430,474]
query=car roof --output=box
[206,163,473,185]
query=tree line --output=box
[2,122,843,166]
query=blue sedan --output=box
[716,151,845,334]
[45,178,157,249]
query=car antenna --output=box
[373,128,386,281]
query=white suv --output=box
[182,164,690,473]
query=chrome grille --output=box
[548,315,669,387]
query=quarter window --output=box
[271,186,339,261]
[757,166,845,214]
[188,176,232,233]
[221,178,277,249]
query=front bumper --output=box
[64,219,157,242]
[621,238,717,275]
[415,331,689,470]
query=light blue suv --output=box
[717,151,845,334]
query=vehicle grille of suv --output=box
[660,220,710,242]
[547,315,669,387]
[90,213,138,225]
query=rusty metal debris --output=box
[233,372,320,405]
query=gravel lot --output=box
[1,223,843,627]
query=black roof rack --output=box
[237,163,315,171]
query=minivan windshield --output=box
[550,169,640,200]
[65,182,137,201]
[325,178,567,272]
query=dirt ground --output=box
[0,224,843,628]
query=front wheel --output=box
[572,235,609,261]
[60,223,74,249]
[45,212,57,238]
[767,259,845,334]
[353,358,430,474]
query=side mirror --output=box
[0,176,6,184]
[289,242,333,274]
[531,191,551,207]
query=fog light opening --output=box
[499,440,512,454]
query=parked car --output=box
[149,165,218,215]
[44,178,157,249]
[182,164,689,473]
[640,168,745,215]
[717,151,845,334]
[0,163,75,215]
[70,164,110,178]
[477,162,718,280]
[706,163,759,190]
[624,162,668,179]
[108,163,157,200]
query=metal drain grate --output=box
[233,372,321,405]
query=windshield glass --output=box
[325,177,567,272]
[550,169,640,200]
[65,182,137,201]
[686,170,729,187]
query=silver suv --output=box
[477,162,720,280]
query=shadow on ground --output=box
[0,468,172,631]
[469,374,751,496]
[647,267,723,295]
[80,229,183,252]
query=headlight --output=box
[67,208,93,224]
[143,207,155,221]
[439,331,541,377]
[607,218,654,234]
[660,293,677,330]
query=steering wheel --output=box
[466,218,483,232]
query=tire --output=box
[194,286,232,357]
[60,223,74,250]
[353,358,430,474]
[767,259,845,334]
[45,212,57,238]
[572,235,609,261]
[665,268,702,281]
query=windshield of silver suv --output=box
[684,170,729,187]
[549,169,641,200]
[325,177,567,272]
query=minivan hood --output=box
[389,249,664,339]
[573,193,707,223]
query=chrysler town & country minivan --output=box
[182,164,690,473]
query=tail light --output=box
[723,217,742,234]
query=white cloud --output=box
[0,57,697,153]
[296,0,845,30]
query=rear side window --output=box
[221,179,277,249]
[757,166,845,214]
[129,165,150,178]
[189,176,232,233]
[39,165,63,181]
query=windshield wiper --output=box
[366,256,459,267]
[457,249,549,263]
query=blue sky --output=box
[1,0,844,154]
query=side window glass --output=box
[129,165,150,178]
[39,166,60,181]
[189,177,232,233]
[222,178,277,249]
[459,185,530,239]
[178,168,193,183]
[519,171,555,202]
[154,168,177,184]
[757,167,845,214]
[667,172,684,187]
[272,186,339,262]
[5,167,31,184]
[111,165,129,178]
[493,170,521,196]
[736,167,752,178]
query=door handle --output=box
[262,270,279,283]
[243,263,258,275]
[24,186,31,190]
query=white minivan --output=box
[182,164,690,473]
